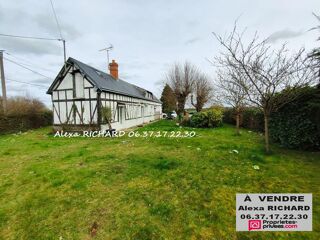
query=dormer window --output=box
[144,91,153,99]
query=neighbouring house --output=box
[47,58,162,131]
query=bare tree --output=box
[191,74,213,112]
[216,67,247,135]
[213,25,316,152]
[309,12,320,83]
[166,62,198,117]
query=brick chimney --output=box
[109,60,118,79]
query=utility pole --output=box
[62,39,66,63]
[61,39,67,72]
[0,50,7,113]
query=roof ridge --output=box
[62,57,161,103]
[69,57,152,93]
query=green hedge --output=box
[222,107,236,125]
[269,86,320,150]
[223,107,264,132]
[242,108,264,132]
[223,86,320,150]
[0,110,53,134]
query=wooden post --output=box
[97,91,102,130]
[0,51,7,113]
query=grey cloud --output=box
[6,88,29,96]
[187,20,199,27]
[185,37,201,45]
[267,29,305,43]
[1,0,319,108]
[121,61,142,69]
[0,6,3,22]
[0,4,29,27]
[33,14,82,40]
[0,37,61,55]
[32,78,52,85]
[120,72,141,80]
[154,79,165,86]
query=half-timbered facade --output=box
[47,57,162,131]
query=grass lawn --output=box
[0,120,319,240]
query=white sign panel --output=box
[236,194,312,231]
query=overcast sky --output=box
[0,0,319,106]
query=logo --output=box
[248,220,261,231]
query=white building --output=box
[47,58,162,131]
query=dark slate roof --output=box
[47,57,161,103]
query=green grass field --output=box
[0,120,319,240]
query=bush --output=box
[270,86,320,150]
[223,107,263,132]
[242,107,264,132]
[221,86,320,150]
[0,97,52,134]
[223,107,236,125]
[190,107,223,128]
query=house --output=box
[47,57,162,131]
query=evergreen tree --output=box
[160,84,176,114]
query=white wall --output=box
[101,114,160,131]
[52,70,97,125]
[51,66,162,129]
[100,91,162,130]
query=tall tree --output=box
[191,74,213,112]
[213,25,315,152]
[166,62,198,117]
[160,84,176,114]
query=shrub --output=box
[242,107,264,132]
[0,97,52,134]
[223,107,236,125]
[223,107,263,132]
[269,86,320,150]
[101,106,113,129]
[190,107,223,128]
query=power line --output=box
[0,32,66,63]
[49,0,66,63]
[6,78,48,88]
[0,1,67,63]
[49,0,63,40]
[0,33,61,41]
[5,52,56,73]
[4,57,53,80]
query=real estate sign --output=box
[236,193,312,231]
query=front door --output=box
[118,106,125,124]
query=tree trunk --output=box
[177,99,185,116]
[107,120,112,130]
[176,95,187,122]
[264,113,270,153]
[236,113,240,135]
